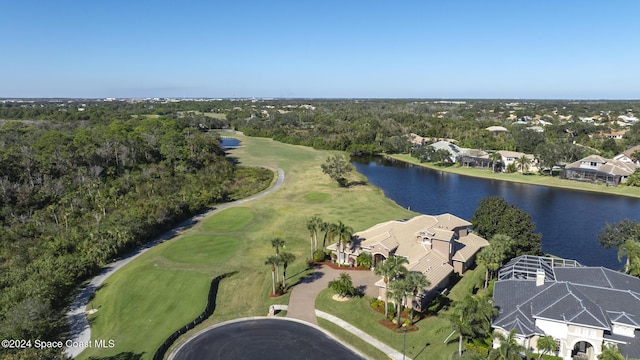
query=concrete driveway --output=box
[287,264,381,324]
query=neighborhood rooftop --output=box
[493,255,640,359]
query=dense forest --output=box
[0,101,272,358]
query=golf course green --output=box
[78,133,415,359]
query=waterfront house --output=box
[562,155,637,186]
[497,151,538,173]
[429,141,464,163]
[492,255,640,360]
[327,214,489,308]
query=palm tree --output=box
[335,221,353,266]
[445,295,497,357]
[514,155,531,174]
[306,216,323,259]
[279,252,296,289]
[489,152,502,173]
[321,221,337,250]
[388,278,412,328]
[405,271,430,325]
[443,309,472,357]
[489,329,526,360]
[536,335,556,359]
[618,239,640,276]
[598,343,624,360]
[264,255,280,295]
[374,256,409,317]
[328,272,357,298]
[271,238,285,256]
[356,252,373,269]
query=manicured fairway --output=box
[79,133,414,359]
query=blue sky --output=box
[2,0,639,99]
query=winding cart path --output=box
[64,167,285,358]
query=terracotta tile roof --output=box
[344,214,486,287]
[408,252,454,290]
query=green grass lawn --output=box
[316,289,456,360]
[79,133,414,359]
[389,153,640,198]
[315,265,488,359]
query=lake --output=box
[352,156,640,270]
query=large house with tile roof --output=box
[328,213,489,308]
[492,255,640,360]
[562,155,638,186]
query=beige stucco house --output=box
[327,213,489,308]
[497,150,538,173]
[563,155,638,186]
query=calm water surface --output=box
[353,156,640,270]
[220,137,241,148]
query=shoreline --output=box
[385,153,640,199]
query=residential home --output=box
[619,145,640,165]
[527,126,544,133]
[486,126,508,135]
[410,133,426,147]
[458,149,493,170]
[429,141,464,163]
[492,255,640,360]
[563,155,638,186]
[497,151,538,173]
[618,115,639,124]
[598,130,627,140]
[327,214,488,308]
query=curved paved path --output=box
[65,167,285,358]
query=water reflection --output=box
[352,156,640,270]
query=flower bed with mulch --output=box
[370,300,420,332]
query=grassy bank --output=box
[388,153,640,199]
[79,133,414,359]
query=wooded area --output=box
[0,101,273,358]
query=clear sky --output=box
[2,0,639,99]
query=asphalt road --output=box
[170,318,365,360]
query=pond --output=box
[220,137,241,148]
[352,156,640,270]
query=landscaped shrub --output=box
[426,294,451,315]
[313,249,327,262]
[370,299,384,310]
[356,252,373,268]
[328,272,358,297]
[465,342,490,357]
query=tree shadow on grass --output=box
[88,352,145,360]
[346,180,368,187]
[412,342,431,359]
